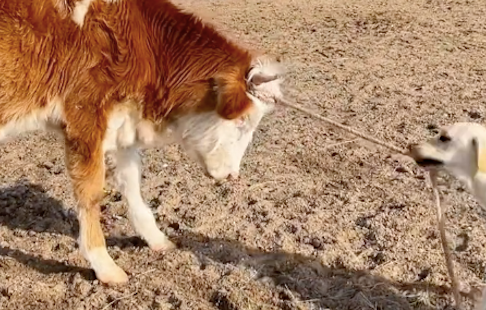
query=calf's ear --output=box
[247,56,285,87]
[249,72,279,86]
[215,72,253,120]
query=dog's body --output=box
[408,122,486,309]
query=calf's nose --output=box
[227,172,239,180]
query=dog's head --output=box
[408,122,486,182]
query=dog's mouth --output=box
[414,157,444,167]
[407,144,444,168]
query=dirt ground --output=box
[1,0,486,309]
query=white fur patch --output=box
[170,103,265,180]
[72,0,119,27]
[102,111,128,152]
[102,104,175,153]
[166,57,285,181]
[247,57,285,106]
[72,0,94,27]
[102,103,141,152]
[82,246,128,283]
[0,97,64,141]
[115,148,173,250]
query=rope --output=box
[429,171,463,309]
[275,96,462,308]
[276,97,406,154]
[475,288,486,310]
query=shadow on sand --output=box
[0,182,462,309]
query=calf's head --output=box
[172,59,284,181]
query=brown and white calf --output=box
[0,0,284,284]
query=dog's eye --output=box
[439,135,451,142]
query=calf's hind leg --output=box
[65,135,128,284]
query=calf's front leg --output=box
[115,147,175,251]
[65,136,129,284]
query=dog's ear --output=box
[473,138,486,174]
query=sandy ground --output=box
[1,0,486,309]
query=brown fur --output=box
[0,0,258,283]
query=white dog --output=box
[408,122,486,309]
[408,122,486,208]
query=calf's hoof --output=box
[149,238,177,252]
[95,264,129,285]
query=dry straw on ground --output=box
[278,95,466,309]
[3,0,486,309]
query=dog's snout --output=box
[405,143,420,158]
[404,142,444,168]
[407,143,418,150]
